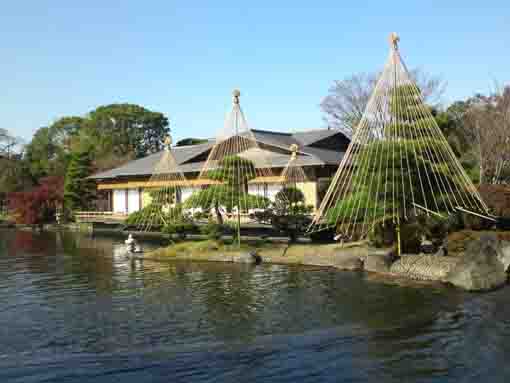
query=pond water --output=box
[1,229,510,382]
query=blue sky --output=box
[1,1,509,143]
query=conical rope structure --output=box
[132,135,191,232]
[275,144,310,210]
[309,33,489,241]
[184,90,274,246]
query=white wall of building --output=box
[127,189,140,214]
[266,184,283,201]
[248,184,265,198]
[180,187,196,203]
[113,189,127,214]
[112,183,294,215]
[248,183,283,201]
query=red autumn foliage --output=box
[8,176,64,224]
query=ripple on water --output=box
[1,229,510,382]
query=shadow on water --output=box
[1,229,510,382]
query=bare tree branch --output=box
[321,69,446,137]
[462,85,510,184]
[0,129,24,158]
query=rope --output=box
[308,34,489,241]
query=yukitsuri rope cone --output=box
[276,144,309,209]
[133,135,191,232]
[309,33,489,242]
[185,90,274,246]
[281,144,308,185]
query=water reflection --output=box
[1,229,510,382]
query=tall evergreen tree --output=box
[312,34,487,241]
[64,149,95,213]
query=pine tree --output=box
[311,34,488,241]
[64,149,95,213]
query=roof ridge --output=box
[291,128,335,134]
[251,129,292,136]
[171,141,214,150]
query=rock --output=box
[302,255,333,267]
[331,246,367,271]
[232,251,262,265]
[499,241,510,272]
[420,239,435,254]
[301,245,367,269]
[364,249,394,273]
[390,255,460,281]
[435,246,448,257]
[446,234,508,291]
[332,255,363,271]
[250,251,263,265]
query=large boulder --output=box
[332,246,368,271]
[499,241,510,272]
[364,249,394,273]
[390,255,460,281]
[445,234,508,291]
[232,251,262,265]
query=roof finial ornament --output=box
[232,89,241,105]
[389,32,400,51]
[289,143,299,160]
[164,135,172,152]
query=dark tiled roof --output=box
[90,129,347,180]
[292,129,341,146]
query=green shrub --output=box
[271,214,311,242]
[125,206,151,226]
[369,220,397,248]
[309,228,336,243]
[259,199,314,243]
[252,209,274,224]
[400,221,423,253]
[369,214,454,253]
[126,203,189,230]
[275,187,305,206]
[193,211,209,221]
[461,212,494,231]
[162,222,196,239]
[200,220,230,240]
[369,219,422,253]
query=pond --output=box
[1,229,510,382]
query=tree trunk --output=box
[214,202,223,225]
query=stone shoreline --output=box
[3,224,509,292]
[145,235,510,292]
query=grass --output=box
[145,238,360,266]
[148,238,278,260]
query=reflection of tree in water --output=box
[6,230,58,276]
[197,263,260,341]
[9,230,55,256]
[57,231,116,293]
[316,271,467,380]
[317,271,460,329]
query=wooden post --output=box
[396,223,401,256]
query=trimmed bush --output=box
[200,221,230,241]
[271,214,311,243]
[275,187,305,206]
[309,228,336,243]
[162,222,196,239]
[126,203,189,230]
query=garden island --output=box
[3,34,510,292]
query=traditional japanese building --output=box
[89,128,349,215]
